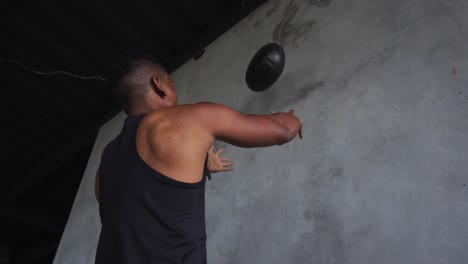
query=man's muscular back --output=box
[137,104,214,183]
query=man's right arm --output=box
[194,102,302,148]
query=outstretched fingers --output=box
[215,147,224,156]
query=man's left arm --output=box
[95,150,105,204]
[95,167,100,203]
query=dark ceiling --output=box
[0,0,267,263]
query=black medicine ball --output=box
[245,42,285,92]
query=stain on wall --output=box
[272,0,330,46]
[276,81,325,109]
[309,0,331,7]
[272,0,316,46]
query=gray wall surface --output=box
[54,0,468,263]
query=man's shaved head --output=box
[110,53,168,113]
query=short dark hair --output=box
[108,52,166,113]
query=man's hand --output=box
[207,145,235,173]
[270,109,303,140]
[288,110,303,139]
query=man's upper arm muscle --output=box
[195,102,299,148]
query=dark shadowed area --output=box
[0,1,267,263]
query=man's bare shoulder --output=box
[143,102,228,123]
[137,103,216,130]
[171,102,227,111]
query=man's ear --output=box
[151,75,166,98]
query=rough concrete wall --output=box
[55,0,468,263]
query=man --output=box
[95,55,302,264]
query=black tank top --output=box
[95,114,210,264]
